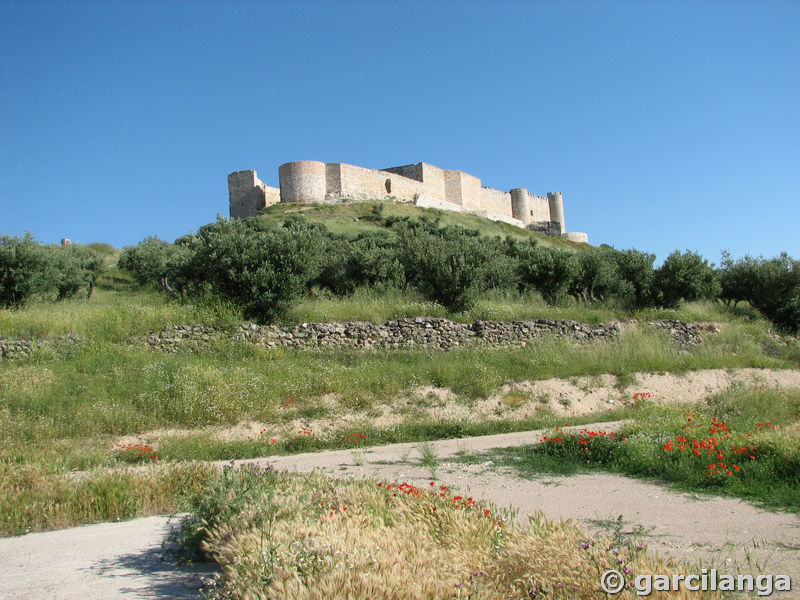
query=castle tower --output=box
[228,170,263,218]
[278,161,326,203]
[547,191,566,236]
[510,188,531,226]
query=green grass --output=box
[287,289,759,326]
[0,287,242,341]
[460,386,800,512]
[0,460,212,536]
[2,324,794,444]
[155,413,615,462]
[2,274,799,535]
[259,199,580,247]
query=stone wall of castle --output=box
[228,160,587,242]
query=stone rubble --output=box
[649,319,708,347]
[0,333,84,360]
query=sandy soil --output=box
[124,367,800,448]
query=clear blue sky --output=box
[2,0,798,264]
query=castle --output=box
[228,160,588,243]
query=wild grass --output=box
[2,325,793,446]
[415,441,439,478]
[0,288,241,341]
[174,465,718,599]
[260,199,574,246]
[463,386,800,512]
[0,461,213,536]
[285,287,748,326]
[1,281,798,536]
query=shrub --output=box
[513,242,579,304]
[569,246,623,303]
[315,232,405,295]
[52,245,106,300]
[397,222,509,312]
[118,236,175,289]
[0,234,52,307]
[744,253,800,333]
[172,217,325,322]
[653,250,720,308]
[717,251,756,308]
[0,234,106,306]
[613,248,656,308]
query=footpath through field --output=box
[2,419,799,599]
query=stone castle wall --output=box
[228,160,587,242]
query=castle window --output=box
[385,179,392,193]
[530,210,533,216]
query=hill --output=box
[256,199,583,248]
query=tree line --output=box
[0,234,107,307]
[2,216,798,333]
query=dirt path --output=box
[6,424,797,599]
[236,426,800,588]
[0,515,213,600]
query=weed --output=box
[416,441,439,479]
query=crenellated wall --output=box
[229,160,587,242]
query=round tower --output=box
[510,188,531,226]
[547,191,566,235]
[278,161,326,203]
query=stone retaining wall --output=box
[141,317,623,354]
[649,320,706,347]
[0,334,83,360]
[0,319,712,360]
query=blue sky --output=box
[1,0,798,264]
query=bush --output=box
[717,251,757,308]
[569,246,623,303]
[0,234,52,307]
[397,221,511,312]
[743,253,800,333]
[51,245,106,300]
[613,248,656,308]
[118,236,175,289]
[0,234,106,306]
[653,250,720,308]
[513,241,578,304]
[172,217,325,322]
[315,232,405,295]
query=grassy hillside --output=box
[1,230,799,600]
[258,199,582,248]
[1,270,799,529]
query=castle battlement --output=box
[228,161,588,243]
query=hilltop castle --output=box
[228,161,588,243]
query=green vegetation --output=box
[1,204,798,542]
[1,461,212,535]
[0,234,106,307]
[5,204,799,331]
[115,209,798,331]
[460,386,800,512]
